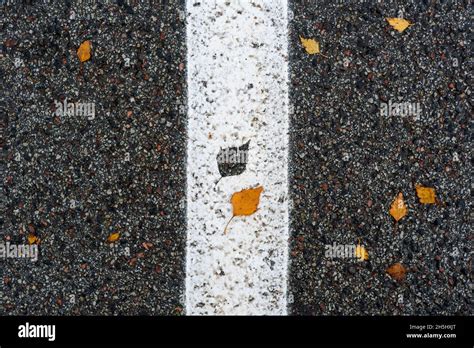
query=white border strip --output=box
[186,0,289,315]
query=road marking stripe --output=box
[186,0,289,315]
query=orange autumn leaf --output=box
[386,262,407,281]
[107,232,120,243]
[77,40,91,62]
[355,240,369,261]
[415,185,436,204]
[386,18,412,33]
[300,36,320,54]
[231,186,263,216]
[27,234,38,245]
[224,186,263,234]
[390,192,407,222]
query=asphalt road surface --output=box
[1,0,471,316]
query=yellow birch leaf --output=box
[355,240,369,261]
[77,40,92,62]
[386,262,407,281]
[390,192,407,222]
[107,232,120,243]
[27,234,37,245]
[386,18,412,33]
[300,36,320,54]
[224,186,263,234]
[415,185,436,204]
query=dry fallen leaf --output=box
[77,40,92,62]
[224,186,263,234]
[386,18,412,33]
[300,36,320,54]
[231,186,263,216]
[107,232,120,243]
[355,240,369,261]
[216,140,250,183]
[415,185,436,204]
[390,192,407,222]
[142,242,153,250]
[386,262,407,281]
[27,234,37,245]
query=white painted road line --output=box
[186,0,290,315]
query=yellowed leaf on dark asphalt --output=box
[390,192,407,222]
[386,262,407,281]
[107,232,120,243]
[386,18,412,33]
[224,186,263,234]
[416,185,436,204]
[300,36,320,54]
[355,240,369,261]
[27,234,38,245]
[77,40,91,62]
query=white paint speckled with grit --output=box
[186,0,289,315]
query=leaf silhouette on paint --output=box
[77,40,91,62]
[224,186,263,234]
[386,262,407,281]
[389,192,407,222]
[216,140,250,184]
[386,18,412,33]
[300,36,320,54]
[415,185,436,204]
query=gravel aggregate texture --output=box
[2,0,187,315]
[288,0,472,315]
